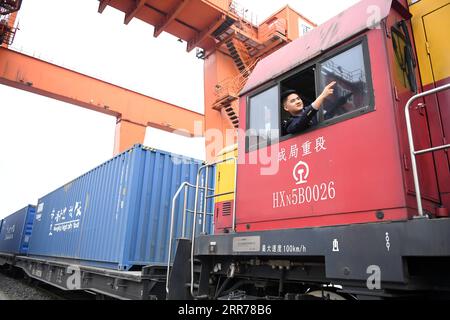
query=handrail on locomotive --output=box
[405,83,450,217]
[165,156,238,296]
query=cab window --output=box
[391,22,417,93]
[279,39,373,140]
[246,38,374,151]
[318,42,371,122]
[246,86,279,151]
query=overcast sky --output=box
[0,0,360,219]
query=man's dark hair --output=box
[281,89,298,106]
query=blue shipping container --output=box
[0,205,36,255]
[29,145,214,270]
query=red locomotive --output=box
[172,0,450,299]
[227,0,448,232]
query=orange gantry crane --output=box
[0,0,315,159]
[0,0,19,46]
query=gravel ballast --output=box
[0,271,55,300]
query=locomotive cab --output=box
[233,0,446,232]
[189,0,450,300]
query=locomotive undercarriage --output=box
[192,256,450,300]
[172,217,450,300]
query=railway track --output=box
[0,267,96,300]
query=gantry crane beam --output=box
[2,1,313,160]
[99,0,236,52]
[96,0,316,161]
[98,0,111,14]
[0,47,204,154]
[153,0,189,38]
[124,0,147,25]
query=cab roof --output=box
[241,0,399,96]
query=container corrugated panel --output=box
[0,205,36,255]
[29,145,214,270]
